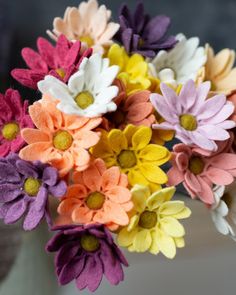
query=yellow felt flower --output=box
[117,185,191,259]
[107,44,151,94]
[91,125,170,191]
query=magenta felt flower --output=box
[150,80,236,151]
[11,35,92,89]
[167,142,236,204]
[0,89,33,157]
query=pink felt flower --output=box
[150,80,236,151]
[167,141,236,204]
[11,35,92,89]
[0,89,33,157]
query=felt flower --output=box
[107,44,151,94]
[167,143,236,204]
[0,153,67,230]
[19,97,101,177]
[148,34,207,88]
[46,0,120,55]
[115,2,176,58]
[91,125,170,191]
[0,89,33,157]
[11,35,92,90]
[150,80,236,151]
[117,185,191,258]
[38,53,119,117]
[46,224,128,292]
[58,158,133,231]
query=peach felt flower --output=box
[19,96,102,177]
[57,159,133,230]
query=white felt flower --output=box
[38,53,119,117]
[148,33,207,88]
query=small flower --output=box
[58,158,133,231]
[38,53,119,118]
[117,185,191,258]
[0,89,33,157]
[11,35,92,90]
[46,224,128,292]
[115,2,176,58]
[148,34,207,88]
[151,80,236,151]
[91,125,170,191]
[0,153,67,230]
[19,97,101,177]
[46,0,120,55]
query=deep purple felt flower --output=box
[115,2,177,58]
[46,224,128,292]
[11,35,93,89]
[0,153,67,230]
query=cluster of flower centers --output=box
[80,234,100,252]
[139,210,157,229]
[53,130,73,151]
[74,91,94,110]
[117,150,137,169]
[179,114,197,131]
[85,192,105,210]
[24,177,41,196]
[188,156,205,175]
[2,122,19,140]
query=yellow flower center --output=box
[86,192,105,210]
[139,211,157,229]
[24,177,41,196]
[80,234,100,252]
[222,193,233,208]
[80,35,94,47]
[188,156,204,175]
[55,68,66,79]
[179,114,197,131]
[117,150,137,169]
[53,130,73,151]
[74,91,94,110]
[2,123,19,140]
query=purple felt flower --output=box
[0,153,67,231]
[11,35,93,89]
[46,224,128,292]
[115,2,177,58]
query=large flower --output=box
[91,125,170,191]
[38,53,119,117]
[148,34,206,88]
[151,80,236,151]
[11,35,92,89]
[58,158,133,231]
[46,224,128,292]
[0,89,33,157]
[115,2,176,58]
[19,97,101,177]
[117,185,191,258]
[46,0,120,54]
[0,153,67,230]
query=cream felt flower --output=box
[38,53,119,118]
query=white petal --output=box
[68,71,85,94]
[95,85,118,104]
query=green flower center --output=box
[80,234,100,252]
[74,91,94,110]
[86,192,105,210]
[188,156,204,175]
[53,130,73,151]
[179,114,197,131]
[24,177,41,196]
[117,150,137,169]
[80,35,94,47]
[2,123,19,140]
[55,68,66,79]
[139,211,157,229]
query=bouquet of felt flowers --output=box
[2,0,236,292]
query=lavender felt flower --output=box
[115,2,177,58]
[46,224,128,292]
[0,153,67,230]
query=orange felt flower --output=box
[57,158,133,230]
[19,96,102,177]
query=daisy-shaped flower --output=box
[58,158,133,231]
[148,34,207,88]
[150,80,236,151]
[38,53,119,117]
[91,125,170,191]
[167,143,236,204]
[115,2,176,58]
[19,97,101,177]
[11,35,92,90]
[117,185,191,258]
[46,0,120,54]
